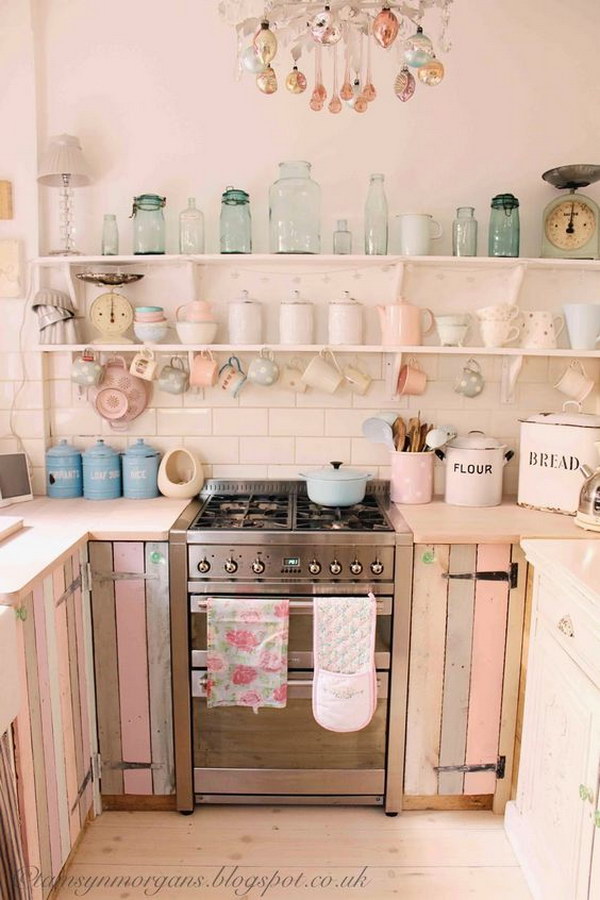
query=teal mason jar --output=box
[488,193,520,257]
[220,187,252,254]
[132,193,166,255]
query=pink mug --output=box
[396,357,427,395]
[190,350,218,388]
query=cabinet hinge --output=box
[91,752,101,783]
[442,563,518,589]
[80,561,92,594]
[434,756,506,779]
[91,570,158,583]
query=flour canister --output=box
[279,290,314,344]
[328,291,363,345]
[518,408,600,514]
[436,432,514,507]
[82,439,121,500]
[122,439,160,499]
[46,439,83,498]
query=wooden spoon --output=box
[418,423,429,452]
[392,416,406,451]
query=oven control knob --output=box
[330,560,342,575]
[197,558,211,574]
[350,560,363,575]
[224,558,238,574]
[251,559,265,575]
[370,559,384,575]
[308,560,321,575]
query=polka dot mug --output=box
[454,358,485,398]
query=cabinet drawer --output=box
[537,573,600,689]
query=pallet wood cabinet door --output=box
[12,546,97,900]
[89,540,174,799]
[405,542,525,807]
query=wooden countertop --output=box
[0,497,191,603]
[394,498,600,544]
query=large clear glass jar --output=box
[131,194,166,255]
[269,161,321,254]
[488,193,520,257]
[452,206,478,256]
[220,186,252,254]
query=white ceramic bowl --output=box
[133,320,169,343]
[175,321,218,344]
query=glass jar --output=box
[452,206,478,257]
[220,187,252,254]
[131,194,166,255]
[333,219,352,255]
[269,161,321,254]
[488,193,520,257]
[364,174,388,255]
[179,197,205,254]
[102,214,119,256]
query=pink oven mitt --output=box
[312,593,377,732]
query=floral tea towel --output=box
[206,597,289,711]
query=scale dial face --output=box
[545,198,597,250]
[89,291,134,338]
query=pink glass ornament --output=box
[253,21,278,65]
[285,66,307,94]
[418,57,445,86]
[241,45,266,74]
[363,20,377,101]
[310,5,343,45]
[257,66,278,94]
[310,96,324,111]
[340,81,353,100]
[363,82,377,101]
[328,46,342,113]
[394,67,416,101]
[354,96,368,113]
[373,7,400,49]
[312,45,327,101]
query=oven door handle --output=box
[189,596,390,614]
[191,671,387,699]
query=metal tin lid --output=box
[122,439,159,459]
[330,290,360,305]
[448,431,506,450]
[83,439,119,459]
[305,461,371,483]
[46,439,81,459]
[281,290,313,306]
[230,289,259,305]
[520,410,600,428]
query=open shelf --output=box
[36,344,600,356]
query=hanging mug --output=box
[280,357,307,393]
[553,360,595,403]
[454,358,485,398]
[158,357,189,395]
[218,356,246,397]
[247,348,280,386]
[130,347,157,381]
[71,348,103,387]
[190,350,218,388]
[300,349,344,394]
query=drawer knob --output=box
[557,615,574,638]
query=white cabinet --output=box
[506,566,600,900]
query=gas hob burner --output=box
[189,492,292,530]
[295,494,393,532]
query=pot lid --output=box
[330,290,360,306]
[303,461,371,482]
[83,439,119,459]
[46,439,81,459]
[122,438,159,459]
[448,431,506,450]
[521,410,600,427]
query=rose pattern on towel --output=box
[207,598,289,710]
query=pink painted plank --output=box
[464,544,511,794]
[55,596,80,844]
[32,581,63,876]
[114,542,152,795]
[13,615,43,900]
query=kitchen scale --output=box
[76,272,144,344]
[541,164,600,259]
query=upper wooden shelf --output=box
[36,344,600,357]
[33,254,600,270]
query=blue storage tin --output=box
[122,439,160,499]
[46,440,83,498]
[82,440,122,500]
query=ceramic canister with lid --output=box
[436,432,514,507]
[279,290,314,344]
[328,291,363,345]
[122,439,161,499]
[228,290,262,344]
[82,439,122,500]
[46,440,83,498]
[517,406,600,514]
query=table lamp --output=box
[38,133,91,255]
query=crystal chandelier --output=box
[219,1,453,114]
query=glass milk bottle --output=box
[452,206,478,256]
[179,197,205,254]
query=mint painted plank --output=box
[405,545,450,796]
[13,597,43,900]
[464,544,511,795]
[114,542,153,795]
[89,542,123,795]
[145,542,174,795]
[53,563,79,844]
[438,544,476,795]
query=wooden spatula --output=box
[392,417,406,451]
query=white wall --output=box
[2,0,600,494]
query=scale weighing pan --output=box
[542,164,600,190]
[76,273,145,286]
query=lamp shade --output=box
[38,133,91,186]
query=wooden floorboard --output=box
[54,807,531,899]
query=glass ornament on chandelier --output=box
[220,0,454,116]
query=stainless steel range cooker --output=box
[169,480,413,815]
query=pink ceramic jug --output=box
[376,298,434,346]
[176,300,215,323]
